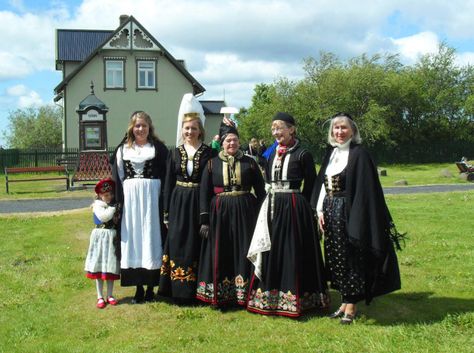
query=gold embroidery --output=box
[160,254,170,275]
[178,144,206,181]
[170,265,196,282]
[161,254,196,281]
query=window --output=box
[105,59,125,89]
[85,125,102,149]
[137,60,157,90]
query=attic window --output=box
[104,58,126,90]
[136,59,157,90]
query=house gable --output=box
[102,20,160,51]
[54,16,204,95]
[54,15,212,150]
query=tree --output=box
[240,45,474,162]
[237,83,280,144]
[3,105,62,149]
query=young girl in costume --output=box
[84,178,120,309]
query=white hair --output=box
[327,114,362,146]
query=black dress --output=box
[196,150,266,306]
[158,144,213,300]
[311,143,401,304]
[246,140,328,318]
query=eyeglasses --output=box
[271,126,288,133]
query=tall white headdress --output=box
[176,93,206,146]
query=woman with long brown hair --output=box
[112,111,168,303]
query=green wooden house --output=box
[54,15,225,149]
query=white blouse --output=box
[116,142,155,181]
[184,143,201,176]
[92,199,116,223]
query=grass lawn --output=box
[0,190,473,353]
[377,163,467,187]
[0,173,92,200]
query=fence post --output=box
[35,149,38,167]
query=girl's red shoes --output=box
[96,298,106,309]
[107,296,118,305]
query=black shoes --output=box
[144,286,156,302]
[131,285,156,303]
[132,285,145,304]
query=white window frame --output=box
[136,58,157,90]
[104,59,125,89]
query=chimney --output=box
[119,15,129,26]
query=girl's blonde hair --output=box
[126,111,161,147]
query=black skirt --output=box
[196,193,258,306]
[247,192,328,317]
[322,195,365,302]
[159,185,201,299]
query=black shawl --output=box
[312,143,402,303]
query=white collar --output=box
[331,138,352,150]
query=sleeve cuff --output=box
[200,212,209,225]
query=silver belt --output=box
[271,188,300,193]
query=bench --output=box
[5,166,70,193]
[56,157,79,171]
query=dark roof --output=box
[200,100,226,114]
[56,30,113,63]
[77,84,109,112]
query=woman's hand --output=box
[318,214,325,233]
[199,224,210,239]
[223,116,235,127]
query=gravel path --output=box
[0,197,92,214]
[383,183,474,194]
[0,184,473,214]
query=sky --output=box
[2,0,474,146]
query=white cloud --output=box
[1,0,474,111]
[196,53,297,84]
[0,52,32,79]
[6,84,28,96]
[201,81,264,108]
[455,52,474,67]
[18,91,43,108]
[392,31,440,63]
[0,10,66,79]
[5,84,43,108]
